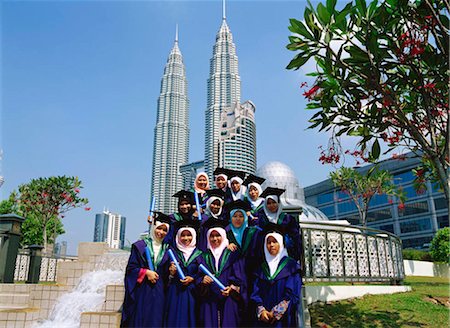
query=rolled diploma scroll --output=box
[199,264,226,290]
[144,247,155,271]
[194,192,202,221]
[168,249,186,280]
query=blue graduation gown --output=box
[250,257,301,327]
[257,211,302,261]
[197,249,247,328]
[164,247,203,328]
[121,240,170,327]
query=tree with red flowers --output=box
[16,176,89,252]
[286,0,449,204]
[330,167,404,226]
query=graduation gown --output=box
[250,257,301,327]
[164,247,203,328]
[243,196,264,226]
[121,240,169,327]
[197,249,247,328]
[257,211,302,261]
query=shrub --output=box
[402,248,432,262]
[430,228,450,263]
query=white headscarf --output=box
[194,172,210,194]
[150,220,170,260]
[263,195,283,223]
[175,227,197,262]
[246,182,264,209]
[205,196,224,219]
[230,176,246,201]
[264,232,288,276]
[206,227,229,271]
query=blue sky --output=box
[2,0,351,254]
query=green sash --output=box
[262,257,290,280]
[177,249,202,267]
[144,238,168,270]
[205,249,232,277]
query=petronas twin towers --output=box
[151,2,257,213]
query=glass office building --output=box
[304,154,448,249]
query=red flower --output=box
[398,203,405,210]
[84,207,91,211]
[74,188,80,193]
[388,199,393,204]
[303,85,320,100]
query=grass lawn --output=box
[309,276,449,328]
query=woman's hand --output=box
[181,276,194,286]
[202,275,213,285]
[221,286,231,297]
[146,270,159,284]
[227,243,238,252]
[169,262,177,276]
[259,310,273,323]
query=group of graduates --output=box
[121,168,302,328]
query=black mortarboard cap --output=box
[173,218,201,233]
[205,188,226,200]
[242,174,266,186]
[224,199,251,213]
[172,190,195,203]
[262,222,287,236]
[260,187,286,199]
[214,167,232,178]
[228,169,247,181]
[201,218,228,231]
[153,211,172,225]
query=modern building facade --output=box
[219,101,257,173]
[204,6,243,178]
[93,210,126,249]
[304,154,449,249]
[150,29,189,213]
[180,160,205,190]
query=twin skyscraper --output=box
[150,2,257,213]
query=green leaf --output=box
[326,0,337,13]
[355,0,367,16]
[289,18,315,40]
[317,3,331,25]
[371,139,381,159]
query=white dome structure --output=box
[256,161,329,222]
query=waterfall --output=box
[34,252,129,327]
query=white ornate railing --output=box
[14,250,76,282]
[298,221,404,283]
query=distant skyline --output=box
[2,0,359,254]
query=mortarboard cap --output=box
[242,174,266,187]
[214,167,232,178]
[260,187,286,199]
[205,188,226,200]
[173,218,201,233]
[228,169,247,181]
[224,199,251,213]
[153,211,172,225]
[262,222,287,236]
[201,218,228,231]
[172,190,195,203]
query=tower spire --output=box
[222,0,226,20]
[175,24,178,43]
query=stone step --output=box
[0,307,40,327]
[0,284,30,294]
[80,311,121,328]
[0,293,30,308]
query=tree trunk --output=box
[42,221,48,253]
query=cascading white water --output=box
[34,252,129,328]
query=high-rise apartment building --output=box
[93,210,126,249]
[204,5,243,178]
[219,101,256,173]
[150,29,189,213]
